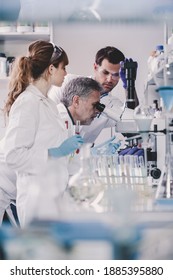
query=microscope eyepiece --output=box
[95,102,105,112]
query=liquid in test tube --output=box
[75,120,80,135]
[75,120,80,153]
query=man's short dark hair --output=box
[95,46,125,65]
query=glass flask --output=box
[68,143,104,209]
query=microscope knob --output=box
[150,168,161,179]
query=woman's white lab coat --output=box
[2,85,69,227]
[0,160,17,225]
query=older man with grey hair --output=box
[58,76,102,126]
[57,76,102,176]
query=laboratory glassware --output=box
[68,143,104,210]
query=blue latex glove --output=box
[107,141,121,154]
[120,60,127,89]
[48,135,84,158]
[119,146,144,157]
[91,136,121,155]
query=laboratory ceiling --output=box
[0,0,173,23]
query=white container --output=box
[0,53,7,78]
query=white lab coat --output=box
[56,103,81,176]
[0,160,17,226]
[2,85,69,227]
[0,122,17,226]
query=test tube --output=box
[75,120,80,135]
[75,120,80,153]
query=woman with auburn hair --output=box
[0,40,83,227]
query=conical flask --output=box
[68,143,104,205]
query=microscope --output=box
[95,59,165,183]
[123,58,138,110]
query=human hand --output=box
[48,135,84,158]
[119,60,127,89]
[91,136,121,155]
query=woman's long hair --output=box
[4,40,68,116]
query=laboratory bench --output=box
[1,197,173,260]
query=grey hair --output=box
[61,76,103,107]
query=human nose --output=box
[106,73,114,81]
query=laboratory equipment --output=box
[153,57,173,87]
[133,103,153,176]
[147,45,164,82]
[95,97,164,182]
[122,58,138,109]
[68,143,104,209]
[156,86,173,200]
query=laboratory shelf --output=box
[0,32,50,41]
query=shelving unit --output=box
[0,32,51,41]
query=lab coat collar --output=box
[65,106,75,125]
[27,84,65,130]
[26,84,48,100]
[57,103,75,125]
[100,92,109,99]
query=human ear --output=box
[48,64,54,74]
[72,95,80,107]
[94,62,98,71]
